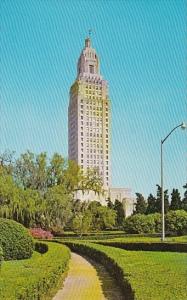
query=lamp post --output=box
[161,122,186,242]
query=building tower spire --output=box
[77,34,100,78]
[69,36,111,194]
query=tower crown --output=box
[77,37,100,78]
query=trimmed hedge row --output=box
[34,242,48,254]
[0,218,34,260]
[0,242,70,300]
[0,246,3,267]
[97,241,187,253]
[64,241,134,300]
[63,241,187,300]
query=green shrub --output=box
[0,246,3,267]
[123,213,158,234]
[0,242,70,300]
[166,210,187,235]
[98,241,187,253]
[0,218,34,260]
[34,242,48,254]
[64,241,134,300]
[64,241,187,300]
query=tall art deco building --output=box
[68,37,111,190]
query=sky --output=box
[1,0,187,198]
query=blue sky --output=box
[1,0,186,198]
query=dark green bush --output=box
[0,246,3,267]
[34,242,48,254]
[0,242,70,299]
[98,241,187,253]
[123,213,159,234]
[166,210,187,235]
[64,241,134,300]
[0,218,34,260]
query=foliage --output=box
[123,213,159,234]
[71,201,116,234]
[113,199,124,226]
[44,185,73,228]
[0,218,34,260]
[72,211,93,236]
[0,151,104,231]
[165,210,187,235]
[182,183,187,211]
[146,194,157,214]
[34,242,48,254]
[29,228,53,240]
[170,189,181,210]
[64,241,187,300]
[134,193,147,214]
[0,242,70,300]
[155,184,169,213]
[0,246,3,267]
[98,241,187,253]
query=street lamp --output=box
[161,122,186,241]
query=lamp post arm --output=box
[162,123,183,144]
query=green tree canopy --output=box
[182,183,187,211]
[134,193,147,214]
[170,189,181,210]
[155,184,169,213]
[146,194,157,214]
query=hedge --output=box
[0,246,3,267]
[97,241,187,253]
[63,241,187,300]
[0,218,34,260]
[34,242,48,254]
[0,242,70,300]
[64,241,134,300]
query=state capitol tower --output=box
[68,37,111,192]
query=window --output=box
[89,65,94,74]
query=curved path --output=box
[53,252,125,300]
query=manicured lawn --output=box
[0,242,70,300]
[65,241,187,300]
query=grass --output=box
[64,241,187,300]
[0,242,70,300]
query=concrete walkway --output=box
[53,252,125,300]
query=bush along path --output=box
[64,241,187,300]
[53,252,125,300]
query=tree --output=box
[0,150,15,175]
[114,199,124,226]
[96,206,116,230]
[146,194,157,214]
[44,185,73,230]
[47,153,65,186]
[182,183,187,211]
[134,193,147,214]
[72,211,93,236]
[155,185,169,213]
[106,197,114,209]
[170,189,181,210]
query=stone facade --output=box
[68,37,135,216]
[68,37,111,189]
